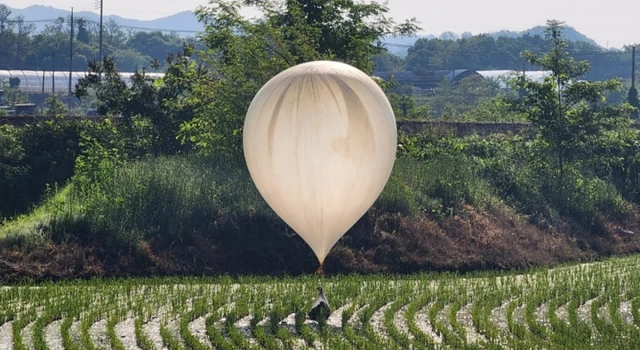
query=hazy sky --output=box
[5,0,640,48]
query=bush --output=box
[473,134,632,227]
[0,121,83,220]
[0,116,173,221]
[376,156,495,218]
[553,169,630,223]
[0,125,29,219]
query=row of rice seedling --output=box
[1,255,640,349]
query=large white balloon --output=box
[243,61,397,265]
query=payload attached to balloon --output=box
[243,60,397,267]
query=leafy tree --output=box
[0,5,10,32]
[511,20,634,180]
[0,79,28,106]
[179,0,419,157]
[75,48,205,154]
[126,31,183,61]
[45,94,68,116]
[403,32,634,82]
[0,125,27,218]
[373,51,404,71]
[8,77,19,88]
[76,18,91,44]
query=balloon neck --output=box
[315,265,324,276]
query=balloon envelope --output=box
[243,61,397,265]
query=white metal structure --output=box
[477,70,552,88]
[0,70,165,94]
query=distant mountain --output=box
[490,25,599,47]
[3,4,204,36]
[5,4,602,50]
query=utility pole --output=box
[632,46,636,90]
[452,51,456,78]
[96,0,104,60]
[69,7,74,95]
[631,46,639,120]
[52,50,55,94]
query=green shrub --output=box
[0,115,177,222]
[553,169,630,223]
[0,121,83,220]
[377,156,495,218]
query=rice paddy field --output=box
[1,255,640,350]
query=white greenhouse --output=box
[0,70,165,94]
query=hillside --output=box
[491,24,600,47]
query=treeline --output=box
[375,33,637,82]
[0,4,197,72]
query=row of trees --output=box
[0,4,191,72]
[375,33,638,83]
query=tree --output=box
[104,18,126,49]
[373,51,404,72]
[0,5,10,33]
[511,20,634,180]
[76,18,91,44]
[45,94,68,116]
[0,78,28,107]
[179,0,419,157]
[127,31,183,61]
[75,48,204,154]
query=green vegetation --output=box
[0,4,190,72]
[0,5,639,281]
[1,4,639,349]
[401,30,636,82]
[0,255,640,348]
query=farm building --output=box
[0,70,166,95]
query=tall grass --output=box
[377,154,497,217]
[2,152,497,248]
[35,155,272,248]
